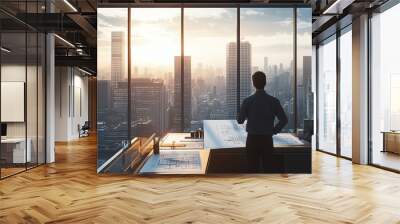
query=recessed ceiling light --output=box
[1,47,11,53]
[63,0,78,12]
[322,0,352,15]
[54,34,75,48]
[78,67,93,76]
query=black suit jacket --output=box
[237,90,288,135]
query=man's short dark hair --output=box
[252,71,266,90]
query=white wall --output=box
[55,67,89,141]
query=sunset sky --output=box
[97,8,311,79]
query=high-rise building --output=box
[303,56,313,120]
[131,78,168,136]
[226,41,252,118]
[279,63,284,74]
[273,65,278,76]
[111,31,127,111]
[263,57,269,74]
[173,56,191,131]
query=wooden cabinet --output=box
[382,132,400,154]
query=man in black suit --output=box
[237,71,288,173]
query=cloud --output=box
[185,8,235,19]
[243,32,293,49]
[98,9,128,32]
[132,8,180,22]
[242,9,264,16]
[297,20,312,31]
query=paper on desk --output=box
[204,120,304,149]
[140,150,202,174]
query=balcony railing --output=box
[97,133,156,174]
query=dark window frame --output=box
[98,4,309,135]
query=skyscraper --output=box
[279,63,284,75]
[131,78,168,136]
[173,56,191,131]
[111,31,127,111]
[263,57,269,74]
[226,41,252,118]
[273,65,278,76]
[303,56,313,120]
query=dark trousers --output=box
[246,134,273,173]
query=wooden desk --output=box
[204,120,311,174]
[382,131,400,154]
[139,120,312,175]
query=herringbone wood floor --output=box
[1,135,400,224]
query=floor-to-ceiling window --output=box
[315,21,353,160]
[130,8,180,135]
[184,8,237,130]
[297,8,313,140]
[317,35,337,154]
[241,8,295,132]
[97,8,129,167]
[371,3,400,171]
[339,26,352,158]
[97,5,312,173]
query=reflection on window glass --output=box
[241,8,294,132]
[296,8,313,140]
[340,27,352,158]
[131,8,180,134]
[184,8,237,130]
[371,4,400,171]
[318,36,337,154]
[97,8,128,167]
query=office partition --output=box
[0,2,47,179]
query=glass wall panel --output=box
[38,32,46,165]
[241,8,295,132]
[1,31,27,177]
[317,35,337,154]
[0,2,46,178]
[130,8,180,135]
[339,26,352,158]
[296,8,313,140]
[97,8,129,168]
[371,4,400,171]
[184,8,237,131]
[27,30,38,168]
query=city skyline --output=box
[98,8,311,80]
